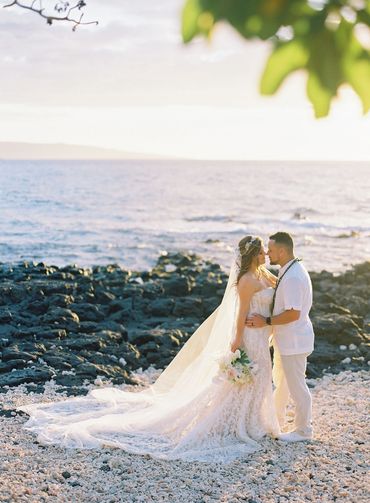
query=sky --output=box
[1,0,370,160]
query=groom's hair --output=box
[269,232,294,251]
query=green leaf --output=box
[347,58,370,113]
[306,70,333,118]
[341,24,370,114]
[182,0,202,43]
[182,0,215,42]
[180,0,370,118]
[305,29,345,118]
[308,31,343,93]
[260,40,309,94]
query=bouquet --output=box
[217,349,258,385]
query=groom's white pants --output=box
[272,350,313,436]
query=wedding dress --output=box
[18,261,280,464]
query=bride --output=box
[18,236,281,463]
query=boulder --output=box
[173,297,203,318]
[0,324,17,338]
[63,334,106,351]
[0,309,13,323]
[69,303,105,322]
[0,367,55,387]
[145,298,175,317]
[142,282,165,299]
[27,300,49,315]
[313,313,364,345]
[35,328,67,340]
[43,307,80,325]
[0,359,27,373]
[1,347,38,362]
[48,294,75,308]
[192,274,224,297]
[41,355,73,370]
[162,275,191,296]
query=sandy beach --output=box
[0,369,368,503]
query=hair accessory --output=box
[244,238,259,255]
[234,237,259,274]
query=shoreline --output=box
[0,252,369,396]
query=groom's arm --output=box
[246,308,300,328]
[246,275,302,328]
[271,309,300,324]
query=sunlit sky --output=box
[1,0,370,160]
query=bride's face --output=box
[257,246,266,266]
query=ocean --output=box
[0,160,369,273]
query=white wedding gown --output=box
[18,286,280,464]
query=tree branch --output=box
[3,0,98,31]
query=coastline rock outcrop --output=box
[0,254,368,394]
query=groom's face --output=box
[267,239,279,265]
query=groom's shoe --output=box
[278,431,313,442]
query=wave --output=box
[185,215,236,223]
[291,207,320,220]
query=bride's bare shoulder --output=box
[237,272,260,292]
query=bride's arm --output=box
[230,276,257,352]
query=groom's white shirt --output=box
[272,259,315,356]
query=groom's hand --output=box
[245,314,267,328]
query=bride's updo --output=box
[236,235,263,284]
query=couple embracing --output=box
[20,232,314,463]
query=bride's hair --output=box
[236,235,263,284]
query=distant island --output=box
[0,142,171,160]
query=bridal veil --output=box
[18,260,243,455]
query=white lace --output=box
[19,288,280,464]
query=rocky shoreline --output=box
[0,253,369,397]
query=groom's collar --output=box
[278,258,296,278]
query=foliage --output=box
[182,0,370,117]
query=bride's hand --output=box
[230,340,240,353]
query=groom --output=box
[246,231,314,442]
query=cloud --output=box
[0,0,184,106]
[0,0,267,109]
